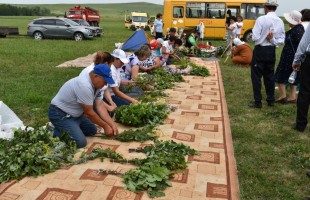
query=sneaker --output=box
[46,122,54,132]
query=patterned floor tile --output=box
[194,123,219,132]
[36,188,82,200]
[79,169,108,181]
[172,131,195,142]
[206,183,228,198]
[171,169,189,183]
[106,186,143,200]
[86,142,120,154]
[188,151,220,164]
[0,181,16,195]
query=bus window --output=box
[227,7,240,18]
[186,3,206,18]
[241,4,264,19]
[206,3,225,19]
[173,6,184,18]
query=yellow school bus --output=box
[163,0,266,41]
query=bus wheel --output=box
[243,31,253,43]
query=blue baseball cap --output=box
[93,64,115,85]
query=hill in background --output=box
[9,3,163,18]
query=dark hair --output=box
[169,35,176,42]
[301,9,310,21]
[237,15,243,21]
[174,38,182,46]
[169,27,176,33]
[94,51,114,65]
[230,16,237,22]
[265,5,277,11]
[193,30,200,35]
[156,13,162,18]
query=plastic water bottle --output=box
[288,71,297,84]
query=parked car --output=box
[27,17,96,41]
[71,19,103,37]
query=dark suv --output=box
[27,17,96,41]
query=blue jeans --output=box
[111,95,131,107]
[48,104,97,148]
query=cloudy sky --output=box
[0,0,308,16]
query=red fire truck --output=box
[66,5,100,27]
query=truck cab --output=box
[125,12,150,31]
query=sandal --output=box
[275,97,288,104]
[287,99,297,104]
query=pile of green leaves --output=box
[122,164,173,198]
[133,68,184,91]
[115,102,169,127]
[132,140,199,170]
[72,148,124,165]
[138,91,167,103]
[0,127,76,183]
[122,140,199,197]
[101,125,158,143]
[177,58,210,77]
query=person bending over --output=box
[48,64,117,148]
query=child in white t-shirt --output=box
[235,16,244,38]
[226,16,237,52]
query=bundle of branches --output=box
[134,68,185,91]
[0,127,76,183]
[174,57,210,77]
[101,125,158,142]
[115,102,169,127]
[121,140,199,198]
[138,91,168,103]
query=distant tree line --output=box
[0,4,51,16]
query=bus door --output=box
[184,2,226,38]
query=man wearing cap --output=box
[249,0,285,108]
[108,49,139,107]
[48,64,116,148]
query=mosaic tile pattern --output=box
[0,59,239,200]
[36,188,82,200]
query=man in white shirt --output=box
[249,0,285,108]
[48,64,117,148]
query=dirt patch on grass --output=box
[56,53,96,68]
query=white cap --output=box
[284,10,302,25]
[156,38,164,45]
[111,49,129,64]
[233,38,245,46]
[264,0,279,7]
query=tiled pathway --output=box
[0,58,239,200]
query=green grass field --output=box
[0,3,309,199]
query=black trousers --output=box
[296,55,310,131]
[251,45,276,104]
[155,32,163,39]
